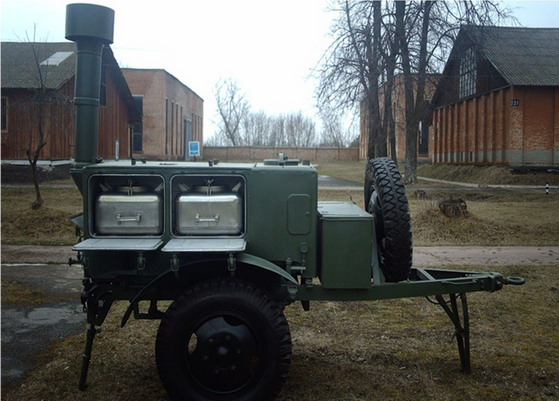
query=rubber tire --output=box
[155,279,291,401]
[364,157,412,282]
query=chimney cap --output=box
[65,3,115,45]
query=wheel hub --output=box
[186,315,259,393]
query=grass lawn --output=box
[315,160,559,186]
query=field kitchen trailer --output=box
[65,4,524,401]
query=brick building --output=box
[431,26,559,167]
[359,74,439,161]
[122,69,203,161]
[1,42,137,160]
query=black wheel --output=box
[364,157,412,282]
[155,279,291,401]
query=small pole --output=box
[546,183,549,195]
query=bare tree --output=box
[318,0,513,182]
[13,30,73,209]
[319,105,354,147]
[395,1,432,184]
[270,115,286,147]
[395,1,512,183]
[379,2,400,162]
[214,79,322,148]
[283,112,317,147]
[316,0,384,158]
[242,111,271,146]
[215,78,249,146]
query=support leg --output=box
[435,293,471,373]
[78,287,113,391]
[79,323,97,391]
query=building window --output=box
[185,118,193,143]
[1,97,7,132]
[459,47,476,99]
[132,96,143,152]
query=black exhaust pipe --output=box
[65,3,114,190]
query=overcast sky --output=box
[2,0,559,141]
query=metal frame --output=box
[76,260,523,389]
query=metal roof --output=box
[464,25,559,86]
[2,41,140,122]
[1,42,77,89]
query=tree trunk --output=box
[383,56,397,163]
[396,2,415,182]
[397,1,432,184]
[30,161,43,209]
[370,0,386,158]
[404,123,418,184]
[27,142,46,209]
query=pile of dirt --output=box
[417,164,559,185]
[413,207,509,246]
[411,202,558,246]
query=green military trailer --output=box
[65,4,524,401]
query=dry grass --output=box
[1,280,77,305]
[1,280,51,305]
[417,163,559,186]
[314,160,559,186]
[319,189,559,246]
[3,264,558,401]
[412,195,559,246]
[314,160,366,184]
[1,187,82,245]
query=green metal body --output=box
[74,159,514,306]
[76,161,319,293]
[318,202,375,289]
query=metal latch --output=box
[195,214,219,224]
[116,213,142,224]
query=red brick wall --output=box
[123,69,203,161]
[360,74,439,161]
[432,86,558,166]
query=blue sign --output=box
[188,141,200,157]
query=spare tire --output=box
[364,158,412,282]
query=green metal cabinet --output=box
[318,202,374,289]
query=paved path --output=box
[414,246,559,267]
[417,176,559,190]
[1,263,84,392]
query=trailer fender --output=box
[121,255,297,327]
[121,269,172,327]
[236,253,298,285]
